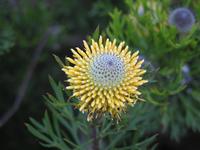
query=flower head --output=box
[168,7,195,32]
[62,36,147,121]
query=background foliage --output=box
[107,0,200,142]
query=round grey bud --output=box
[168,8,195,32]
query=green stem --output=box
[91,124,99,150]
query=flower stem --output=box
[91,124,99,150]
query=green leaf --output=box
[29,118,44,131]
[135,134,158,149]
[43,111,54,138]
[53,54,65,68]
[48,76,65,102]
[26,123,51,143]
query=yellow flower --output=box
[62,36,147,121]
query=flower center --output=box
[89,53,125,87]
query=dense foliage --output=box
[27,76,157,149]
[107,0,200,141]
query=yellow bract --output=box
[62,36,147,121]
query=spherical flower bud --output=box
[168,8,195,32]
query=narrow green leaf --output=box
[29,118,44,131]
[48,76,65,102]
[26,123,51,143]
[43,111,54,138]
[53,54,64,67]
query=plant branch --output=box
[0,27,53,127]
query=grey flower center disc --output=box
[89,53,125,87]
